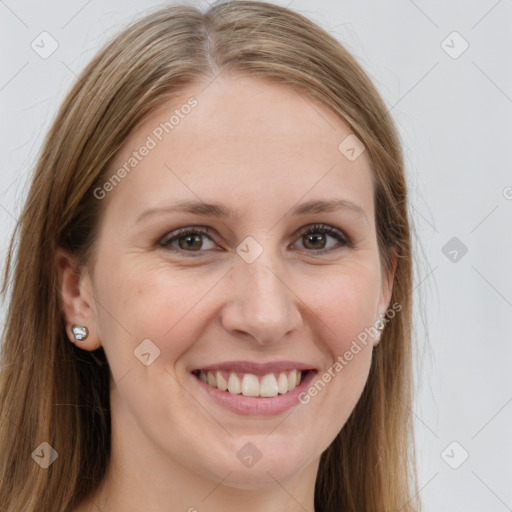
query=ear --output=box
[379,247,398,313]
[375,247,399,344]
[55,247,102,351]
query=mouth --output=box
[191,368,315,398]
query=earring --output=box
[71,325,89,341]
[376,315,386,331]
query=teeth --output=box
[288,369,298,390]
[207,371,216,387]
[198,369,305,397]
[242,374,259,397]
[228,372,241,394]
[260,374,279,397]
[216,370,228,391]
[277,372,288,394]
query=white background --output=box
[1,1,511,511]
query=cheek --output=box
[93,258,222,362]
[303,262,381,353]
[295,263,380,414]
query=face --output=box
[65,75,395,490]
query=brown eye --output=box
[302,232,327,250]
[177,233,203,251]
[159,227,217,254]
[294,224,349,254]
[158,224,350,257]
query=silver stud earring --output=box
[376,315,386,331]
[71,325,89,341]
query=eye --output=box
[158,223,350,256]
[158,226,217,254]
[292,224,350,254]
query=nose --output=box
[219,252,303,345]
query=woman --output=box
[0,1,419,511]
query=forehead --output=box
[104,75,375,224]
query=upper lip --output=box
[193,361,317,376]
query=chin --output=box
[198,446,312,490]
[217,465,300,490]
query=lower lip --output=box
[191,370,318,416]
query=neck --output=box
[84,451,319,512]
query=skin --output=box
[57,75,396,512]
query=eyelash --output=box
[158,223,352,257]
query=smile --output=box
[192,369,311,398]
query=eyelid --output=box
[158,223,351,255]
[298,223,350,243]
[158,225,216,249]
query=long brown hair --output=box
[0,2,420,510]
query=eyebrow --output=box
[136,198,368,223]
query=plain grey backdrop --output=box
[1,1,511,510]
